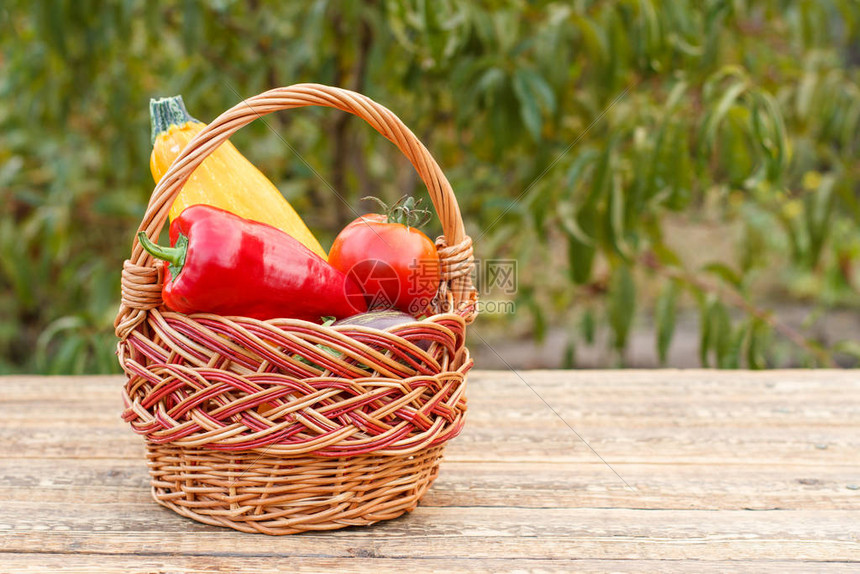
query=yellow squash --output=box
[149,95,327,260]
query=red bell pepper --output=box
[137,205,367,321]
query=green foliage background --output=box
[2,0,859,373]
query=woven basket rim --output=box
[115,83,478,340]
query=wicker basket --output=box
[115,84,477,535]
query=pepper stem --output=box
[138,232,188,278]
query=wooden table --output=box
[1,371,858,572]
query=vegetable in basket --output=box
[137,205,366,321]
[149,95,328,260]
[277,311,433,378]
[335,310,433,351]
[329,196,441,315]
[334,309,421,329]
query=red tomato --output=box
[329,214,440,315]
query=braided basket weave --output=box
[115,84,477,535]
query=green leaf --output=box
[567,226,596,285]
[725,321,748,369]
[591,135,617,206]
[651,241,683,267]
[655,281,678,365]
[664,79,689,112]
[702,262,743,290]
[488,80,521,152]
[700,78,747,154]
[710,301,733,369]
[749,90,788,182]
[566,193,598,285]
[803,173,837,268]
[562,339,576,369]
[558,201,594,246]
[0,218,36,310]
[572,14,607,64]
[526,292,547,343]
[607,264,635,352]
[667,124,693,209]
[562,147,600,214]
[35,315,86,373]
[580,308,596,345]
[840,97,860,151]
[565,148,600,190]
[562,150,602,283]
[518,67,556,113]
[50,336,86,375]
[796,67,817,121]
[746,319,770,369]
[835,178,860,222]
[608,174,630,257]
[512,68,543,141]
[834,340,860,361]
[699,296,714,367]
[475,66,506,97]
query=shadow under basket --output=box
[115,84,478,535]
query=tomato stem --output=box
[361,195,431,229]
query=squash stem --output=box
[150,95,196,145]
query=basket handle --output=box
[116,84,477,338]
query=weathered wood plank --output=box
[1,459,858,511]
[3,554,854,574]
[2,423,855,467]
[6,395,859,427]
[1,504,859,562]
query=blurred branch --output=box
[639,251,837,367]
